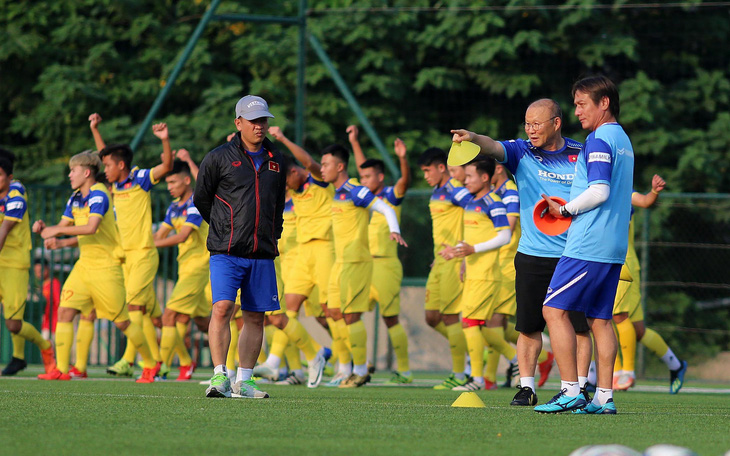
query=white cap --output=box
[235,95,274,120]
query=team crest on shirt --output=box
[439,195,445,200]
[124,182,132,189]
[339,193,346,200]
[475,206,481,212]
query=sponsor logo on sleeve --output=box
[588,152,611,163]
[357,187,370,199]
[138,169,147,178]
[490,207,507,217]
[6,201,24,211]
[453,189,469,201]
[187,207,200,215]
[502,195,519,205]
[88,196,104,206]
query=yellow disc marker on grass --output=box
[451,392,486,408]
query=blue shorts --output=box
[543,257,621,320]
[210,255,280,313]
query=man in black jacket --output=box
[194,95,287,399]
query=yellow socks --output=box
[123,321,155,369]
[463,326,484,380]
[283,317,318,361]
[331,318,351,365]
[270,328,289,359]
[227,320,240,371]
[160,326,178,367]
[505,321,520,344]
[11,333,25,359]
[55,322,74,373]
[481,326,516,360]
[484,345,500,383]
[446,322,467,374]
[433,321,449,339]
[122,310,143,363]
[641,327,669,358]
[18,321,51,350]
[142,314,161,362]
[74,319,94,372]
[348,320,367,366]
[615,319,637,372]
[387,324,410,373]
[175,321,192,367]
[284,341,303,371]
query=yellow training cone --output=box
[447,140,480,166]
[451,392,486,408]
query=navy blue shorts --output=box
[209,254,280,313]
[543,257,621,320]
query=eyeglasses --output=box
[523,117,558,131]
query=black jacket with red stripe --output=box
[194,134,287,259]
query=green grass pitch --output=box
[1,367,729,456]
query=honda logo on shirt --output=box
[268,162,280,173]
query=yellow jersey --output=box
[493,179,521,263]
[429,178,471,257]
[61,183,123,269]
[462,192,510,279]
[291,174,334,243]
[161,195,210,273]
[279,197,298,256]
[112,166,157,250]
[368,186,403,258]
[332,178,375,263]
[0,181,31,269]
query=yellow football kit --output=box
[112,166,160,316]
[614,215,644,322]
[328,178,375,314]
[368,186,404,317]
[0,181,31,319]
[287,175,334,306]
[425,178,470,314]
[59,183,128,322]
[493,180,521,317]
[461,192,510,322]
[162,195,211,318]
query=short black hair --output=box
[282,154,302,172]
[360,158,385,175]
[467,157,496,179]
[572,75,620,119]
[169,160,191,177]
[418,147,447,167]
[99,144,133,170]
[321,144,349,167]
[0,148,15,175]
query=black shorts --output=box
[514,252,590,334]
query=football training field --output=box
[2,367,729,456]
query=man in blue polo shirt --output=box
[535,76,633,414]
[451,98,591,407]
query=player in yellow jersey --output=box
[254,126,334,388]
[489,163,555,389]
[92,114,173,377]
[320,144,407,388]
[0,149,56,376]
[348,125,413,384]
[418,147,471,390]
[35,151,157,382]
[611,175,687,394]
[154,160,211,381]
[439,158,512,391]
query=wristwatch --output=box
[560,205,572,217]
